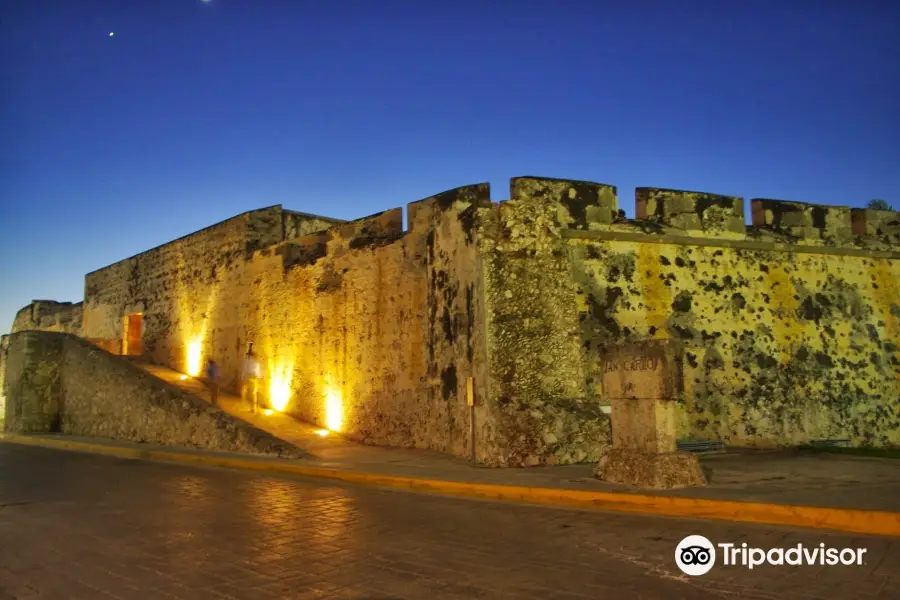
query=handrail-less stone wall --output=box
[2,331,303,457]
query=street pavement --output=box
[0,444,896,600]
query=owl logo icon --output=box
[675,535,716,576]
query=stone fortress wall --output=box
[495,178,899,456]
[5,176,899,466]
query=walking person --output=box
[205,358,220,408]
[241,344,261,414]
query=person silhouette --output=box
[205,358,220,408]
[240,344,261,414]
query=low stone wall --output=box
[2,331,302,457]
[11,300,83,335]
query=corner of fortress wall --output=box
[5,179,899,466]
[470,178,619,466]
[480,176,899,453]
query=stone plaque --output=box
[601,339,681,401]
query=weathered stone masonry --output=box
[5,177,899,465]
[2,331,302,457]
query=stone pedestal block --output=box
[595,339,706,489]
[609,396,678,454]
[595,448,706,489]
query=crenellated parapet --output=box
[474,176,620,255]
[267,178,900,269]
[636,188,745,236]
[264,185,497,273]
[851,208,900,245]
[11,300,83,335]
[510,177,619,229]
[479,176,896,252]
[751,198,853,245]
[407,183,492,233]
[275,207,405,269]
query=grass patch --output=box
[798,445,900,459]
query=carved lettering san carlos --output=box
[603,355,660,373]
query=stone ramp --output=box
[131,361,471,469]
[2,331,304,459]
[133,361,364,458]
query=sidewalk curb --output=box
[3,433,898,537]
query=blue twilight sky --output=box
[1,0,898,333]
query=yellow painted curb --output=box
[3,433,898,538]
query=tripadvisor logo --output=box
[676,535,716,576]
[675,535,868,576]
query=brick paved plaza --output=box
[0,444,896,600]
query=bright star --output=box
[109,32,114,37]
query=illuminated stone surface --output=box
[2,331,301,457]
[4,177,899,468]
[0,444,896,599]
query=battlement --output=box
[510,177,619,229]
[851,208,900,243]
[407,183,492,231]
[248,177,899,266]
[636,188,745,236]
[751,198,852,244]
[12,300,83,334]
[484,176,896,251]
[275,207,406,270]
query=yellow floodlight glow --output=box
[179,283,219,380]
[324,386,343,432]
[186,337,203,377]
[315,429,329,437]
[263,409,274,416]
[179,375,187,381]
[268,362,293,412]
